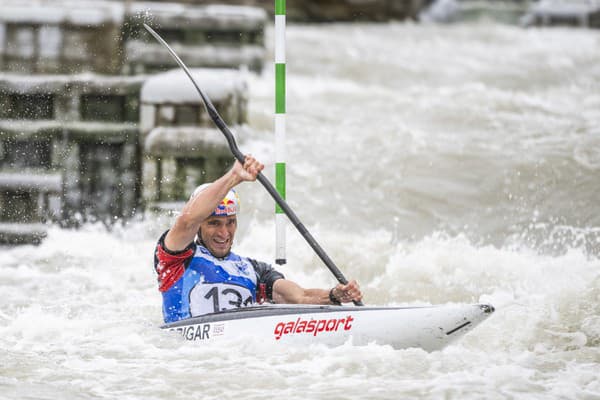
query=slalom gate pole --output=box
[275,0,287,265]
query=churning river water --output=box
[2,21,600,399]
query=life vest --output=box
[161,245,257,323]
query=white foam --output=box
[2,21,600,400]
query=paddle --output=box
[144,24,362,306]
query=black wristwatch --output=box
[329,288,341,305]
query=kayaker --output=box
[154,155,363,323]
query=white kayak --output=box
[162,303,494,351]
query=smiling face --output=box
[198,215,237,258]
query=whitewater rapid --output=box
[2,21,600,399]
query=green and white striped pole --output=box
[275,0,286,265]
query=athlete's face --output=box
[199,215,237,258]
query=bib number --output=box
[190,283,253,316]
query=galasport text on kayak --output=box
[274,315,354,340]
[170,315,355,341]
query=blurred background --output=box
[1,0,598,246]
[1,2,599,399]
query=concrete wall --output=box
[124,3,267,73]
[0,75,145,226]
[0,1,262,243]
[0,1,268,75]
[140,68,247,204]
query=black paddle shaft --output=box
[144,24,363,306]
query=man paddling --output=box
[154,155,363,323]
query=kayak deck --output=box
[162,303,495,351]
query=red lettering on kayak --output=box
[273,315,354,340]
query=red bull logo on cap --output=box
[190,184,240,217]
[212,190,239,216]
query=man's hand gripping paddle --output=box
[144,24,363,306]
